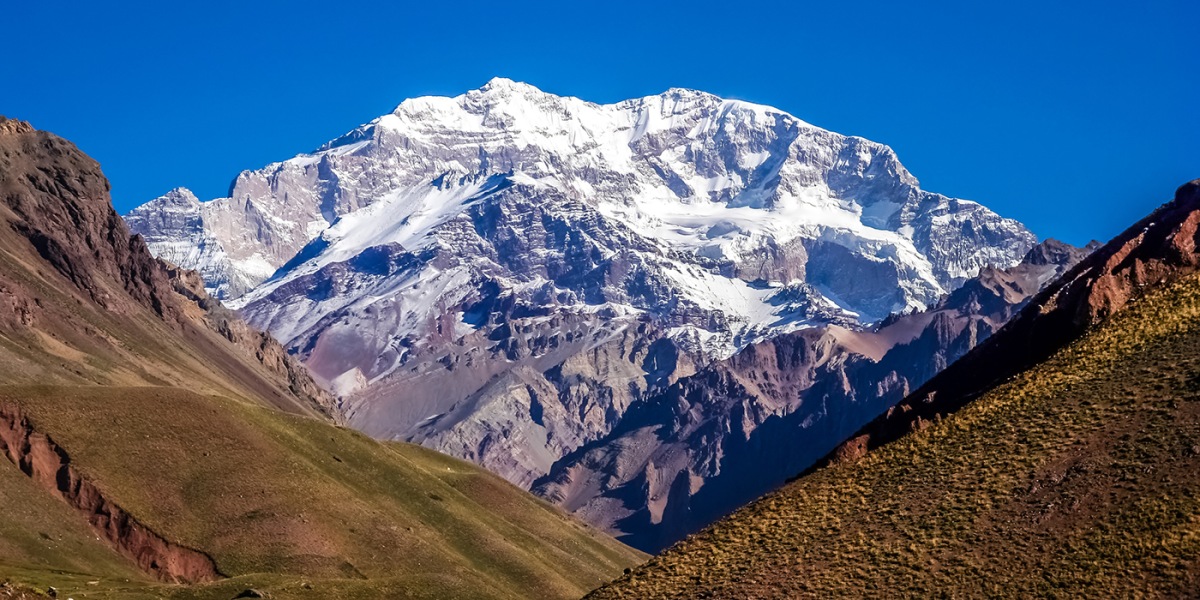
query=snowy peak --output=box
[475,76,547,96]
[158,186,202,207]
[636,87,783,132]
[128,79,1034,323]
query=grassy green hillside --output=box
[591,272,1200,598]
[0,385,644,599]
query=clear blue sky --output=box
[6,0,1197,245]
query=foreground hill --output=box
[0,117,643,598]
[589,180,1200,598]
[0,117,331,416]
[2,387,642,599]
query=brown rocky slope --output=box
[0,115,332,415]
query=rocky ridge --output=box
[0,114,334,418]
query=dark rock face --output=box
[533,238,1092,552]
[0,116,176,318]
[830,179,1200,464]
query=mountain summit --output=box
[125,80,1035,489]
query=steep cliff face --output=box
[0,117,176,319]
[832,179,1200,463]
[535,239,1092,551]
[0,115,334,418]
[125,80,1034,490]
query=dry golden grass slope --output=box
[591,200,1200,598]
[0,118,644,597]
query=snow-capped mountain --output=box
[126,78,1035,487]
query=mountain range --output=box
[1,76,1196,599]
[126,80,1039,548]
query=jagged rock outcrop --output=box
[0,403,222,583]
[167,265,336,419]
[534,239,1092,551]
[0,116,179,320]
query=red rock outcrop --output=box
[0,402,222,583]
